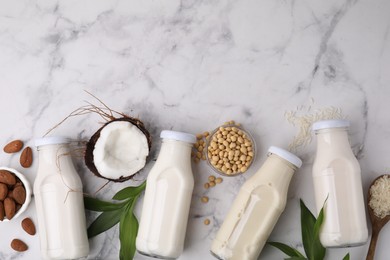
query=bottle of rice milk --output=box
[211,146,302,260]
[312,120,368,247]
[34,136,89,259]
[136,130,196,259]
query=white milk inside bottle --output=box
[312,120,368,247]
[211,146,302,260]
[34,136,89,259]
[136,130,196,259]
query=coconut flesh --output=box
[85,118,151,182]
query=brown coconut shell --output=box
[85,117,152,182]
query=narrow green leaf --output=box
[87,207,126,238]
[342,253,350,260]
[267,242,305,258]
[300,199,326,260]
[300,199,316,257]
[313,206,324,239]
[113,181,146,200]
[84,196,128,212]
[314,196,328,239]
[119,195,140,260]
[285,257,307,260]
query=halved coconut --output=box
[85,117,152,182]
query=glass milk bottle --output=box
[136,130,196,259]
[211,146,302,260]
[312,120,368,247]
[34,137,89,259]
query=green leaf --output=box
[87,206,126,238]
[300,199,326,260]
[342,253,350,260]
[113,181,146,200]
[84,196,128,212]
[267,242,305,258]
[119,195,140,260]
[314,196,328,239]
[313,206,324,239]
[285,258,307,260]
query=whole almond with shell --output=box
[20,147,33,168]
[3,140,23,153]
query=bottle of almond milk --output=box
[136,130,196,259]
[211,146,302,260]
[312,120,368,247]
[34,136,89,260]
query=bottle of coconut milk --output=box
[34,137,89,259]
[211,146,302,260]
[312,120,368,247]
[136,130,196,259]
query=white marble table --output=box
[0,0,389,259]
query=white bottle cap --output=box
[35,136,70,147]
[160,130,197,144]
[312,120,350,131]
[268,146,302,168]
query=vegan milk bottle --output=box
[211,146,302,260]
[312,120,368,247]
[34,136,89,259]
[136,130,196,259]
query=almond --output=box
[0,170,16,185]
[3,140,24,153]
[0,183,8,200]
[20,147,33,168]
[0,201,4,221]
[22,218,36,235]
[4,197,16,220]
[11,239,28,252]
[13,186,26,204]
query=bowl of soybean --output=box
[205,124,256,177]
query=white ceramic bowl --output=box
[0,167,32,221]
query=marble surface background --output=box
[0,0,389,259]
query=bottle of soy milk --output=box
[136,130,196,259]
[312,120,368,247]
[34,137,89,259]
[211,146,302,260]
